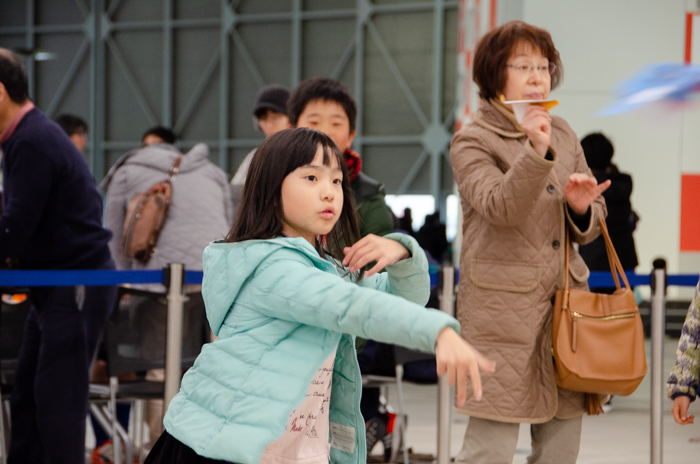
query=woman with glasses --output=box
[449,21,610,463]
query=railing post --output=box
[437,266,455,464]
[650,258,667,464]
[163,263,185,415]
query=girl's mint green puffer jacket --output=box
[163,233,460,463]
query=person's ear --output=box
[347,129,356,148]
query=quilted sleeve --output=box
[450,128,555,227]
[667,279,700,401]
[357,232,430,306]
[559,119,607,245]
[104,167,132,270]
[248,252,458,354]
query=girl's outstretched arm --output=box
[435,327,496,405]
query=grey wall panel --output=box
[304,0,355,10]
[363,144,426,191]
[174,0,219,19]
[111,0,164,22]
[238,0,291,15]
[35,33,87,111]
[302,19,355,79]
[173,28,220,140]
[36,0,84,25]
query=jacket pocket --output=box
[568,253,590,283]
[465,259,542,346]
[470,259,542,293]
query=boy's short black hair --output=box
[55,113,88,136]
[0,49,29,104]
[287,78,357,134]
[142,126,177,145]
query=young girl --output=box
[145,128,495,464]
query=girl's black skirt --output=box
[145,430,233,464]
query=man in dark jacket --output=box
[0,48,116,463]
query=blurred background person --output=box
[397,207,415,236]
[416,212,449,263]
[141,125,177,146]
[0,48,116,464]
[579,132,639,293]
[54,113,88,154]
[230,84,292,216]
[101,126,233,451]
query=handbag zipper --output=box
[571,312,636,321]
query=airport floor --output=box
[50,337,700,463]
[383,338,700,464]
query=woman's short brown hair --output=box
[473,20,563,101]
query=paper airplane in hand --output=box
[597,63,700,116]
[502,99,560,124]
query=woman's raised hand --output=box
[342,234,410,277]
[435,328,496,405]
[564,173,611,215]
[520,105,551,158]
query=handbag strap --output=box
[563,216,630,294]
[168,155,183,180]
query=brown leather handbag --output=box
[552,219,647,399]
[121,155,182,263]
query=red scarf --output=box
[344,149,362,182]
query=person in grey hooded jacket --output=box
[101,135,233,446]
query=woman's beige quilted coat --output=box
[450,101,607,423]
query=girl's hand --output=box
[564,173,611,215]
[343,234,410,277]
[520,105,551,158]
[435,328,496,406]
[672,396,695,425]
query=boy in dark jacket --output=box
[288,77,396,453]
[288,78,394,238]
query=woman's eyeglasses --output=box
[506,62,557,77]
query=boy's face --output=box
[296,99,355,153]
[258,110,291,138]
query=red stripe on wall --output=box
[490,0,497,29]
[680,174,700,251]
[686,13,694,64]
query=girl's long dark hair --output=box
[226,127,363,280]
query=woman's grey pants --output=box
[454,415,583,464]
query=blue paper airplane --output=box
[598,63,700,116]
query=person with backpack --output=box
[102,127,233,449]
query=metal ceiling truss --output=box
[0,0,458,209]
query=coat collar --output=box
[473,100,526,139]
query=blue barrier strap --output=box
[0,269,696,289]
[587,272,650,287]
[0,270,205,287]
[668,274,700,287]
[428,269,696,288]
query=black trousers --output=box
[145,431,231,464]
[8,259,117,464]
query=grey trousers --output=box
[454,416,583,464]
